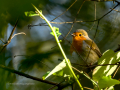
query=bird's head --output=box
[71,29,88,41]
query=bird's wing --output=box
[84,39,102,58]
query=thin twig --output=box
[64,0,85,39]
[8,20,19,41]
[11,32,26,39]
[51,0,77,21]
[110,8,120,13]
[28,24,49,29]
[112,65,120,78]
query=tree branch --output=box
[0,64,57,86]
[0,64,75,90]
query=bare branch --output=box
[0,19,18,54]
[11,32,26,39]
[110,8,120,12]
[0,64,57,85]
[8,19,19,41]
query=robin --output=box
[70,29,102,66]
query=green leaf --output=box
[98,76,120,89]
[24,11,39,17]
[53,67,74,84]
[54,60,73,83]
[42,59,66,80]
[106,51,120,76]
[92,50,120,82]
[42,59,73,83]
[50,27,61,37]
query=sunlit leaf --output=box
[50,27,61,37]
[42,59,66,80]
[106,51,120,76]
[53,66,74,84]
[98,76,120,89]
[93,50,120,81]
[42,59,74,83]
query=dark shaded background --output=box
[0,0,120,90]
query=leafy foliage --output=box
[92,50,120,89]
[98,76,120,89]
[42,59,73,83]
[50,27,61,37]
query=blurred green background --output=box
[0,0,120,90]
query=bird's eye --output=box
[79,34,82,36]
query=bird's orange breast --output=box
[70,35,87,54]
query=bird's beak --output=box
[71,34,75,37]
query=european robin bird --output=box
[70,29,102,66]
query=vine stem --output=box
[32,4,83,90]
